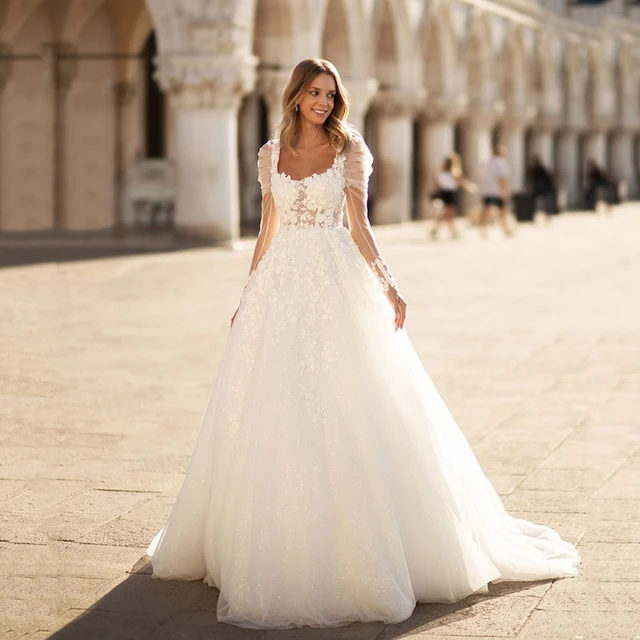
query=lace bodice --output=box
[249,131,399,295]
[260,140,347,230]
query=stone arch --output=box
[0,0,47,44]
[64,1,117,230]
[616,44,633,108]
[421,4,458,105]
[534,32,561,120]
[615,42,639,124]
[563,42,588,127]
[59,0,105,43]
[321,0,352,75]
[0,1,54,230]
[253,0,295,68]
[464,12,494,110]
[320,0,369,79]
[501,26,530,113]
[111,0,154,83]
[587,44,615,124]
[371,0,413,90]
[109,1,168,230]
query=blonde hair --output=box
[277,58,352,156]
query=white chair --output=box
[128,159,176,229]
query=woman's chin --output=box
[306,112,330,125]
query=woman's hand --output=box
[230,308,239,328]
[386,288,407,331]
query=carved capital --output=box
[463,104,500,129]
[155,53,257,109]
[535,113,563,133]
[373,88,426,118]
[45,43,78,96]
[189,22,247,55]
[499,104,537,131]
[588,114,615,133]
[257,68,291,111]
[617,106,640,133]
[608,125,637,138]
[422,95,467,123]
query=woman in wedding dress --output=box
[147,58,579,630]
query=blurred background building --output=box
[1,0,639,241]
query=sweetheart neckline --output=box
[274,143,340,183]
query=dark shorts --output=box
[438,189,457,206]
[483,195,505,208]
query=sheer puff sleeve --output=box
[246,141,280,282]
[344,132,399,295]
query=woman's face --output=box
[297,73,336,126]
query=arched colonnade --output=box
[0,0,638,240]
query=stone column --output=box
[529,128,555,169]
[155,54,257,243]
[609,129,637,197]
[113,81,137,234]
[344,77,378,134]
[48,43,78,230]
[258,68,291,138]
[585,130,607,167]
[238,92,262,228]
[498,120,527,192]
[459,111,494,214]
[556,130,580,208]
[419,114,455,218]
[370,91,416,224]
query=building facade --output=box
[1,0,639,240]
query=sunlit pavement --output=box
[1,205,639,639]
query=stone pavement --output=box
[1,206,639,640]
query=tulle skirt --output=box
[147,226,579,629]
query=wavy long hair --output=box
[277,58,352,156]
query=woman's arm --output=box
[247,191,278,277]
[249,142,279,275]
[344,134,406,331]
[231,143,279,326]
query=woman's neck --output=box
[295,119,328,149]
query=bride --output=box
[147,58,579,629]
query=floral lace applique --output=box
[271,141,346,230]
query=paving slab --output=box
[1,208,640,638]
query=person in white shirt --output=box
[479,144,512,237]
[430,153,476,240]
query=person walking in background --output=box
[585,158,616,212]
[479,144,512,238]
[429,153,476,240]
[527,154,557,222]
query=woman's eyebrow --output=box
[309,86,334,92]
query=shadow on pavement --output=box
[47,556,542,640]
[0,236,209,270]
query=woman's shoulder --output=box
[343,125,369,156]
[345,124,364,145]
[257,139,280,164]
[259,139,279,153]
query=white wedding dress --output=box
[147,132,579,629]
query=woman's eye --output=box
[310,91,318,96]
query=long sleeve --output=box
[247,141,280,283]
[344,133,399,294]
